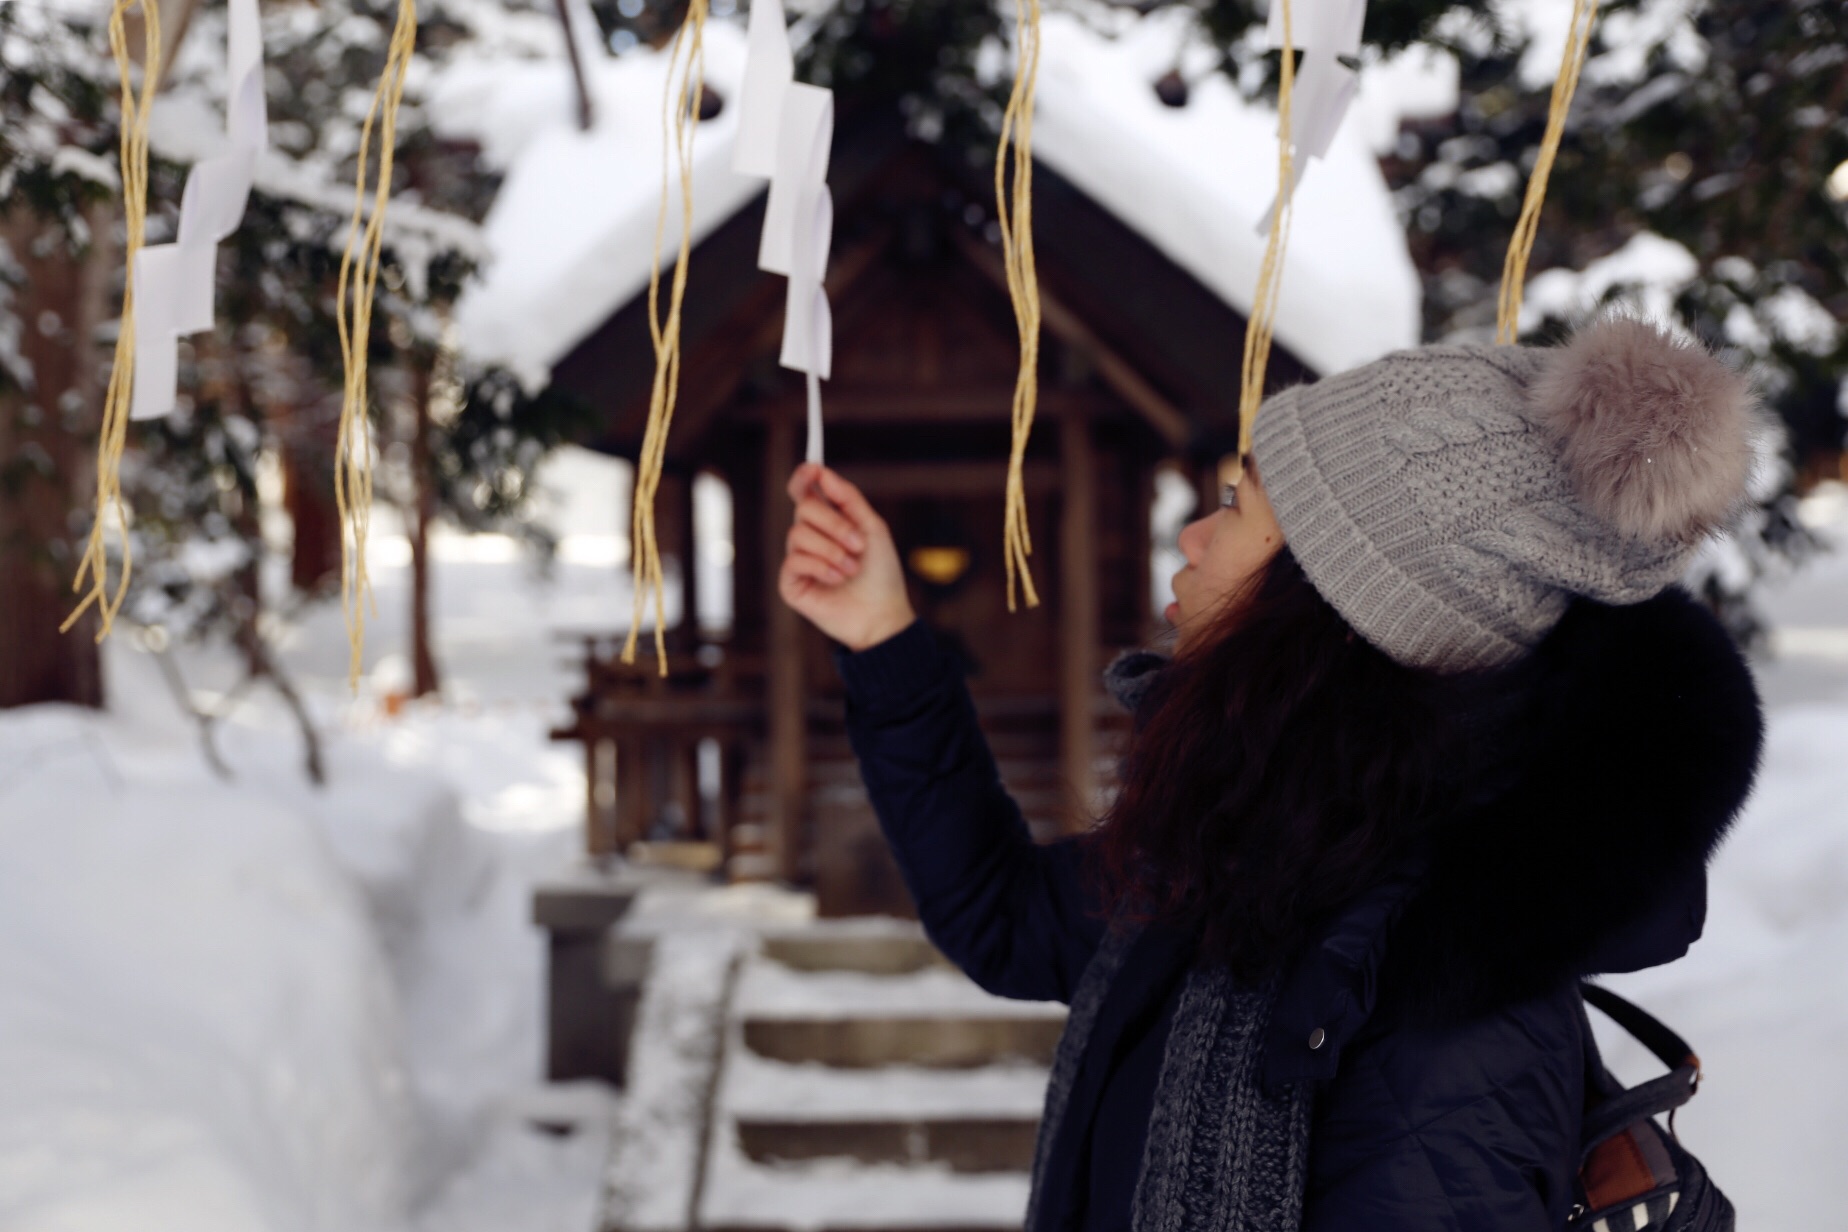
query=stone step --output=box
[720,1047,1047,1170]
[761,926,947,976]
[697,1156,1029,1232]
[741,1016,1063,1069]
[733,955,1066,1069]
[734,1114,1038,1173]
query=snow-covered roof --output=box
[439,9,1429,390]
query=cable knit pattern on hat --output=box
[1251,319,1758,672]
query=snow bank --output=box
[441,9,1423,388]
[0,708,416,1231]
[0,640,608,1232]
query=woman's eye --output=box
[1219,482,1240,511]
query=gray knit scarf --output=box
[1023,925,1314,1232]
[1023,654,1315,1232]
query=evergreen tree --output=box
[1383,0,1847,643]
[1,0,594,741]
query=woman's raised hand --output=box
[778,463,916,651]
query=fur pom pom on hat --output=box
[1251,317,1757,673]
[1533,317,1756,543]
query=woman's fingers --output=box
[794,495,866,555]
[787,464,883,538]
[782,548,846,589]
[813,466,882,533]
[787,522,860,574]
[785,461,824,504]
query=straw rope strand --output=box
[63,0,160,641]
[1231,0,1297,481]
[622,0,708,676]
[333,0,419,691]
[1497,0,1600,344]
[997,0,1043,612]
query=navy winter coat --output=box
[837,588,1762,1232]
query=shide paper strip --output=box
[1256,0,1364,233]
[131,0,266,419]
[735,8,835,468]
[732,0,792,179]
[786,184,833,464]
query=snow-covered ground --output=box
[1,457,1844,1229]
[0,450,645,1232]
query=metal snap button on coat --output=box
[1307,1027,1327,1051]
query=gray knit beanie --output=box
[1250,317,1759,672]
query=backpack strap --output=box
[1578,983,1703,1153]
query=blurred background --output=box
[3,0,1845,1229]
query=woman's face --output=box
[1166,460,1286,651]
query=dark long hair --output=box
[1093,549,1483,981]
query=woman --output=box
[777,318,1765,1231]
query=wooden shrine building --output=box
[547,112,1312,916]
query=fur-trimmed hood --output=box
[1380,586,1764,1017]
[1232,587,1762,1088]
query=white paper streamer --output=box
[732,0,792,180]
[1256,0,1365,233]
[1265,0,1364,59]
[734,11,834,467]
[131,0,267,419]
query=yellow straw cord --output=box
[333,0,419,692]
[996,0,1043,612]
[622,0,708,676]
[63,0,160,641]
[1231,0,1297,479]
[1496,0,1600,344]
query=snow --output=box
[700,950,1041,1232]
[735,962,1065,1022]
[0,449,658,1229]
[724,1054,1048,1122]
[0,665,613,1231]
[1031,9,1421,377]
[1518,230,1699,331]
[437,22,764,391]
[441,8,1424,389]
[604,928,745,1232]
[699,1150,1031,1232]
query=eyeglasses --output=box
[1216,453,1253,512]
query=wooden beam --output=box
[764,409,806,883]
[834,460,1059,499]
[1059,410,1100,832]
[953,229,1191,449]
[788,387,1094,427]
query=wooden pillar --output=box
[616,735,647,849]
[588,737,619,858]
[1059,410,1100,829]
[656,467,700,652]
[764,408,806,881]
[728,453,767,654]
[672,741,702,840]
